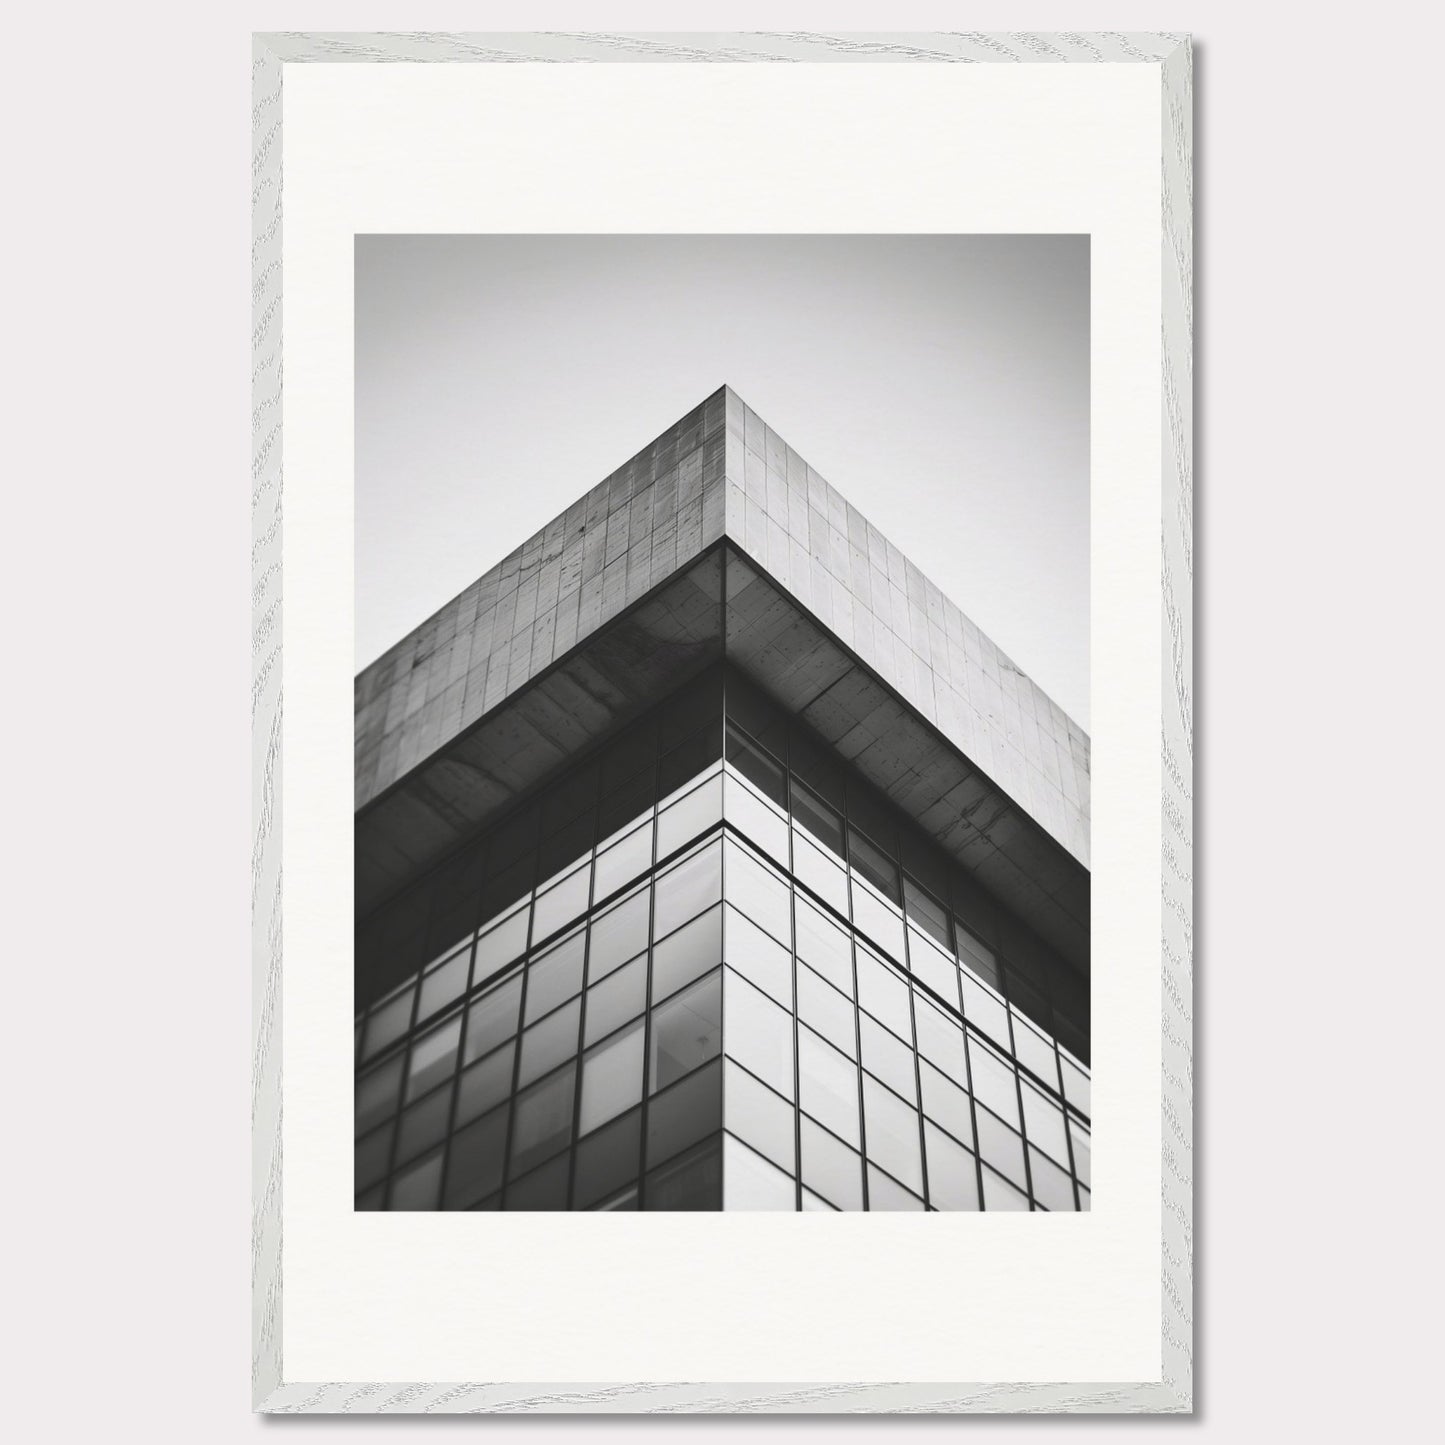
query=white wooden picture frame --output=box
[252,30,1192,1414]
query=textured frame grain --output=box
[251,30,1192,1413]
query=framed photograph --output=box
[253,31,1192,1413]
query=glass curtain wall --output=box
[355,665,1090,1211]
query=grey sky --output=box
[356,235,1089,729]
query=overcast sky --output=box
[356,234,1089,729]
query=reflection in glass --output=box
[406,1014,461,1101]
[524,929,585,1022]
[475,904,530,980]
[356,1055,403,1137]
[588,887,650,981]
[724,840,791,947]
[798,1027,860,1148]
[651,905,721,1005]
[582,953,647,1046]
[723,1060,796,1174]
[454,1041,515,1127]
[463,972,522,1065]
[723,906,792,1007]
[363,986,414,1061]
[862,1075,923,1195]
[389,1149,443,1210]
[418,946,471,1021]
[644,1134,722,1211]
[510,1063,576,1176]
[396,1085,454,1166]
[653,839,722,941]
[723,1134,795,1210]
[724,971,795,1100]
[924,1121,980,1210]
[794,897,853,996]
[867,1164,924,1211]
[799,1116,863,1211]
[649,970,722,1092]
[505,1151,570,1210]
[573,1107,641,1209]
[444,1105,507,1208]
[532,863,591,945]
[579,1017,644,1135]
[645,1060,722,1171]
[516,998,581,1089]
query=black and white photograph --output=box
[352,235,1092,1212]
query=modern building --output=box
[354,386,1091,1211]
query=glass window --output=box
[799,1115,863,1211]
[390,1148,443,1210]
[510,1063,576,1177]
[798,1027,860,1148]
[649,970,723,1092]
[959,969,1011,1050]
[644,1134,722,1211]
[724,840,791,947]
[907,927,959,1007]
[573,1106,641,1209]
[582,953,647,1046]
[418,946,471,1022]
[406,1013,461,1102]
[851,879,906,964]
[913,994,965,1074]
[593,819,652,903]
[790,779,844,857]
[859,1014,918,1106]
[975,1104,1028,1190]
[463,971,522,1065]
[1060,1053,1091,1118]
[532,861,591,944]
[454,1040,515,1128]
[579,1017,644,1136]
[956,927,1001,991]
[868,1164,924,1211]
[1021,1079,1070,1166]
[1069,1119,1092,1188]
[592,1184,639,1211]
[855,947,912,1040]
[848,826,899,901]
[443,1104,508,1208]
[355,1185,385,1211]
[796,965,857,1059]
[588,886,650,981]
[516,997,581,1090]
[524,929,585,1023]
[724,1134,795,1210]
[792,831,850,915]
[504,1151,570,1211]
[1012,1011,1061,1092]
[396,1085,453,1166]
[475,903,530,980]
[362,984,414,1061]
[725,724,787,805]
[968,1036,1021,1128]
[723,1060,796,1174]
[982,1164,1029,1212]
[651,905,722,1006]
[354,1122,394,1194]
[653,838,722,940]
[645,1058,722,1170]
[1030,1146,1075,1211]
[656,773,723,860]
[902,877,950,949]
[724,906,792,1008]
[919,1059,974,1149]
[794,897,853,997]
[723,772,789,865]
[924,1122,979,1211]
[723,970,796,1100]
[862,1075,923,1195]
[356,1056,403,1138]
[801,1187,838,1212]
